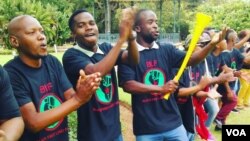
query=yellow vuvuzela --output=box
[164,13,212,100]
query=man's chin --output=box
[39,53,48,59]
[86,40,98,48]
[84,36,97,42]
[146,38,156,43]
[153,35,159,40]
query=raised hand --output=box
[119,7,138,42]
[210,27,228,45]
[75,69,101,103]
[217,71,236,83]
[245,29,250,39]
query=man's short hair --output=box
[68,9,88,32]
[225,29,236,41]
[134,9,149,29]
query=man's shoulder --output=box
[43,55,63,68]
[3,57,19,70]
[63,47,89,58]
[99,42,112,47]
[63,47,78,55]
[232,48,243,55]
[44,54,59,61]
[156,41,175,47]
[99,42,112,52]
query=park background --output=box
[1,0,250,141]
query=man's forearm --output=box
[0,117,24,141]
[127,39,139,65]
[188,42,215,66]
[87,39,125,76]
[178,85,202,97]
[122,80,163,94]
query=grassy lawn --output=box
[0,55,13,65]
[0,52,64,65]
[118,88,250,141]
[1,53,250,141]
[118,88,131,105]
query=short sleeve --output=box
[118,64,136,87]
[0,67,20,119]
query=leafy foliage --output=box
[188,0,250,33]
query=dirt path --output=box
[120,101,135,141]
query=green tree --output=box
[38,0,75,45]
[189,0,250,32]
[0,0,60,48]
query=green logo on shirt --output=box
[96,74,113,104]
[231,61,236,70]
[144,69,165,95]
[40,95,62,130]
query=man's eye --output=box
[28,31,35,34]
[90,22,96,26]
[78,24,85,28]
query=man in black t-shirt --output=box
[4,15,101,141]
[118,9,227,141]
[63,8,139,141]
[215,29,250,130]
[0,65,24,141]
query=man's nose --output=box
[38,32,46,40]
[86,24,93,30]
[153,22,158,28]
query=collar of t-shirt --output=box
[73,44,104,57]
[222,48,234,53]
[136,41,159,52]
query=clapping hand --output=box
[119,7,138,42]
[75,70,101,103]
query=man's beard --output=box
[144,34,156,44]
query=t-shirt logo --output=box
[231,61,236,70]
[39,94,63,130]
[96,74,113,104]
[144,69,165,95]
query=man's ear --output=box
[9,35,19,48]
[134,26,141,32]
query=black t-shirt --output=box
[0,65,20,119]
[218,49,244,93]
[209,53,225,77]
[239,46,250,69]
[63,42,122,141]
[174,69,195,133]
[118,42,185,135]
[4,55,72,141]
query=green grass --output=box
[1,53,250,141]
[0,55,14,65]
[118,88,131,105]
[118,89,250,141]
